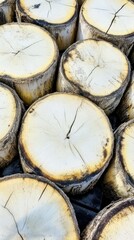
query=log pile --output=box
[0,0,15,24]
[0,0,133,238]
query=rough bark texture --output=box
[16,0,78,51]
[0,83,24,168]
[116,71,134,122]
[0,0,15,24]
[82,197,134,240]
[103,120,134,200]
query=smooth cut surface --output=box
[0,85,16,140]
[0,23,57,79]
[120,122,134,181]
[19,0,76,24]
[63,40,128,96]
[19,93,113,181]
[0,175,79,239]
[83,0,134,36]
[99,206,134,239]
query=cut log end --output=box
[57,39,130,114]
[16,0,78,50]
[19,93,114,194]
[17,0,76,24]
[0,174,80,239]
[82,197,134,240]
[0,23,58,105]
[77,0,134,54]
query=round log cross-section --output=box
[77,0,134,55]
[19,93,114,194]
[0,0,15,24]
[16,0,78,51]
[0,83,23,168]
[57,39,130,115]
[0,174,80,239]
[0,23,58,105]
[82,197,134,240]
[103,119,134,199]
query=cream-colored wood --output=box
[0,23,58,105]
[57,39,130,114]
[0,0,15,24]
[16,0,78,50]
[0,174,80,239]
[82,198,134,240]
[0,83,23,168]
[19,93,114,194]
[103,120,134,199]
[77,0,134,55]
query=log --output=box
[16,0,78,51]
[0,83,23,168]
[0,22,59,106]
[56,39,130,115]
[0,0,15,24]
[0,174,80,239]
[117,71,134,122]
[82,197,134,240]
[77,0,134,55]
[103,119,134,199]
[19,93,114,194]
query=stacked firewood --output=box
[0,0,134,239]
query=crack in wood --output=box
[38,184,48,201]
[72,143,87,167]
[53,113,62,129]
[71,121,86,136]
[3,205,24,240]
[45,0,52,18]
[87,65,99,85]
[3,36,15,51]
[4,192,13,208]
[105,3,127,34]
[65,101,83,139]
[13,39,44,56]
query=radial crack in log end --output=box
[72,144,87,168]
[105,3,127,34]
[38,184,48,201]
[4,192,13,208]
[45,0,52,18]
[87,65,99,85]
[65,101,83,139]
[3,206,24,240]
[14,39,44,56]
[19,93,113,194]
[17,0,77,50]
